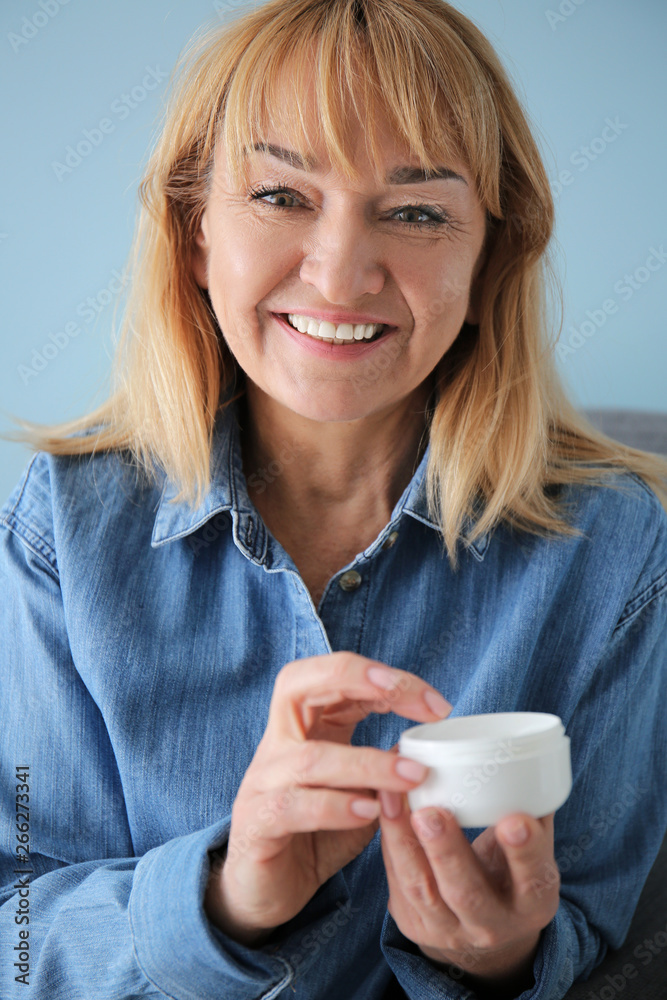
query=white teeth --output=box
[287,313,384,344]
[340,324,355,340]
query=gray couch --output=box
[562,410,667,1000]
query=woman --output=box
[1,1,666,998]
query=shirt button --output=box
[382,531,399,550]
[338,570,362,592]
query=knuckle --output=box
[447,932,470,956]
[447,884,486,916]
[329,651,358,681]
[265,787,297,817]
[399,833,421,859]
[404,876,442,910]
[473,926,502,950]
[395,673,412,693]
[295,740,324,778]
[304,788,330,823]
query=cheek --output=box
[207,226,286,316]
[413,257,474,327]
[210,232,268,282]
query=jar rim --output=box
[399,712,566,762]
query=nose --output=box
[298,208,386,303]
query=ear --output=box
[191,213,210,289]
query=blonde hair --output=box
[5,0,667,568]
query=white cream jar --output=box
[398,712,572,828]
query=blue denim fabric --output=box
[1,391,666,1000]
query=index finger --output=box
[268,652,451,735]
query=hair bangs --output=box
[219,0,501,215]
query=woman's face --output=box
[192,77,488,424]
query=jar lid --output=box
[399,712,566,765]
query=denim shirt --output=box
[1,392,666,1000]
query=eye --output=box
[248,185,302,208]
[248,185,453,230]
[391,204,449,229]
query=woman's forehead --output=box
[217,38,483,199]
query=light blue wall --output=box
[1,0,665,505]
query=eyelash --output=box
[247,184,452,230]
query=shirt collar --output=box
[151,389,490,561]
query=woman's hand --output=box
[204,652,452,945]
[378,767,560,990]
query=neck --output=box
[238,379,434,527]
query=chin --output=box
[275,388,384,424]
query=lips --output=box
[273,311,399,360]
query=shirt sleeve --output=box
[378,529,667,1000]
[0,488,349,1000]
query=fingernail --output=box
[504,819,529,845]
[367,666,399,690]
[396,758,429,782]
[379,790,403,819]
[351,798,381,819]
[423,690,452,717]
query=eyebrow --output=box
[250,142,468,186]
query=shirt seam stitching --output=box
[615,567,667,629]
[0,512,59,578]
[3,452,41,518]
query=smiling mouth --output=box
[279,313,389,345]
